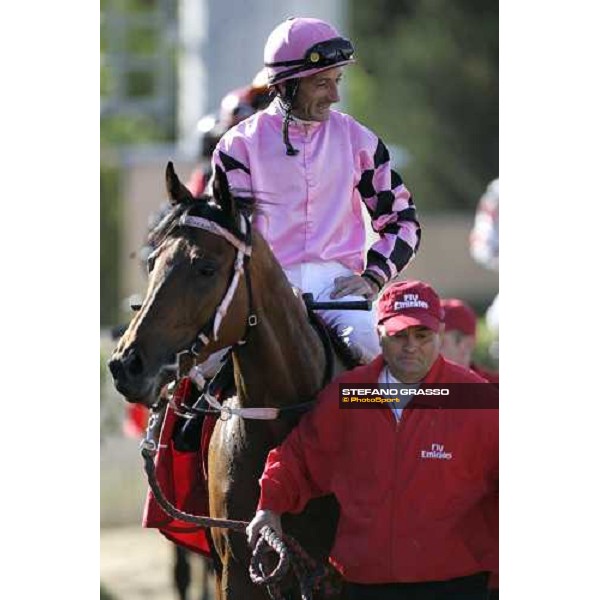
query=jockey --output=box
[186,70,271,198]
[211,17,421,364]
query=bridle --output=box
[175,211,258,360]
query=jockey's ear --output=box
[213,165,239,224]
[165,161,195,206]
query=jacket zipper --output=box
[389,407,405,579]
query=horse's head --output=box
[109,162,255,405]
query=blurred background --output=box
[100,1,498,598]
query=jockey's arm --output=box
[358,139,421,287]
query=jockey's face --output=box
[291,67,342,121]
[378,325,442,383]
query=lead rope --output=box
[141,400,339,600]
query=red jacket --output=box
[258,354,498,584]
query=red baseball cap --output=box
[377,280,443,334]
[440,299,477,337]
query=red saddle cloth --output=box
[142,377,218,557]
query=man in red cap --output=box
[441,298,499,385]
[246,280,498,599]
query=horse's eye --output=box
[198,265,216,277]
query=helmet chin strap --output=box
[279,80,300,156]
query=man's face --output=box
[291,67,342,121]
[378,325,442,383]
[440,330,475,368]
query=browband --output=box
[179,215,252,256]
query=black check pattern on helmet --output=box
[219,150,251,175]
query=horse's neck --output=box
[233,236,328,408]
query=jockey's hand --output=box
[246,509,283,549]
[330,274,379,301]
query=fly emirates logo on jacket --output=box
[420,443,453,460]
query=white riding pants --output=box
[284,261,380,364]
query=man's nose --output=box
[328,83,340,103]
[403,335,418,352]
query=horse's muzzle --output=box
[108,346,152,401]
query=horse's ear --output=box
[165,161,195,206]
[212,165,239,222]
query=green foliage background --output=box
[348,0,498,211]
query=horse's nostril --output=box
[123,348,144,377]
[109,348,145,384]
[108,358,122,379]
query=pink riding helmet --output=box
[264,17,356,85]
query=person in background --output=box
[440,298,499,385]
[247,279,498,600]
[469,178,499,335]
[187,69,271,198]
[212,17,421,364]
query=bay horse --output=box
[109,163,351,599]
